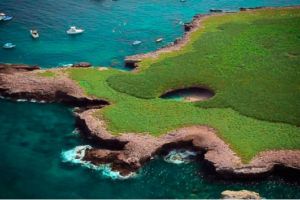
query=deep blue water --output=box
[1,0,300,198]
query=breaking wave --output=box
[61,145,136,180]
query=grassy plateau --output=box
[67,7,300,162]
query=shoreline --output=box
[76,109,300,178]
[1,70,298,179]
[0,6,299,180]
[124,13,212,68]
[124,5,300,69]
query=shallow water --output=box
[1,0,300,198]
[1,0,300,68]
[161,87,214,102]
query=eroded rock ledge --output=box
[0,65,299,180]
[0,69,108,107]
[76,109,300,178]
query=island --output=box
[0,6,299,179]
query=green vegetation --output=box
[68,8,300,162]
[37,71,56,77]
[108,8,300,126]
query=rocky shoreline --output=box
[124,6,300,69]
[0,7,299,180]
[0,60,299,180]
[76,109,300,178]
[0,66,108,107]
[124,13,212,68]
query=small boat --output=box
[66,26,84,35]
[156,38,163,43]
[132,40,142,46]
[30,30,39,39]
[0,13,13,21]
[3,43,16,49]
[2,16,13,21]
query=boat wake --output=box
[61,145,137,180]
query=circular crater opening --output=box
[160,87,214,102]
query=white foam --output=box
[0,96,47,103]
[57,62,73,67]
[164,149,197,164]
[63,64,73,67]
[16,99,27,102]
[61,145,91,163]
[61,145,136,180]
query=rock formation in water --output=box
[221,190,261,199]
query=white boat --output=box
[2,16,13,21]
[3,43,16,49]
[156,38,163,43]
[0,13,13,21]
[132,40,142,46]
[30,30,39,39]
[67,26,84,35]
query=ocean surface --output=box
[0,0,300,198]
[1,0,300,68]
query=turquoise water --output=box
[1,0,300,68]
[0,99,299,198]
[1,0,300,198]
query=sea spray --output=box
[57,62,73,67]
[164,149,197,164]
[16,99,27,102]
[61,145,136,180]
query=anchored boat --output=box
[30,30,39,39]
[156,38,163,43]
[67,26,84,35]
[0,13,13,21]
[132,40,142,46]
[2,16,13,21]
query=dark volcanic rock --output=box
[240,6,264,11]
[184,22,194,31]
[72,62,92,68]
[75,109,300,178]
[210,9,223,13]
[0,69,108,107]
